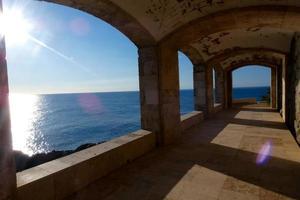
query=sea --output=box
[10,86,269,155]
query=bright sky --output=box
[3,0,270,94]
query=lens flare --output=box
[70,18,90,36]
[256,141,272,165]
[78,94,104,114]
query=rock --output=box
[75,143,97,151]
[14,151,30,172]
[14,141,105,172]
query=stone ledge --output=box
[181,111,204,132]
[214,103,223,113]
[16,130,156,200]
[232,98,257,104]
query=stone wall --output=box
[286,33,300,143]
[180,111,204,132]
[194,64,207,115]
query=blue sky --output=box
[3,0,270,94]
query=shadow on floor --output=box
[237,107,278,113]
[65,107,300,200]
[229,118,287,130]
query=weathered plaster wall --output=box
[110,0,300,40]
[218,51,284,71]
[191,28,292,62]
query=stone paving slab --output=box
[65,105,300,200]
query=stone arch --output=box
[207,48,286,67]
[221,50,285,73]
[180,46,204,65]
[162,6,300,48]
[178,46,208,114]
[225,60,281,109]
[226,62,277,73]
[39,0,156,47]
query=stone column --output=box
[0,1,16,199]
[194,64,207,115]
[282,58,287,121]
[138,45,181,145]
[286,32,300,143]
[271,67,277,109]
[138,46,160,136]
[215,67,225,106]
[225,71,233,108]
[205,66,214,115]
[277,64,282,111]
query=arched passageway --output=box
[1,1,300,199]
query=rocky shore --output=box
[15,142,104,172]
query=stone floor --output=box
[65,105,300,200]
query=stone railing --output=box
[232,98,257,105]
[180,111,204,132]
[17,130,156,200]
[214,103,223,113]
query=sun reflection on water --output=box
[9,93,46,155]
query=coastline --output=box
[14,142,104,172]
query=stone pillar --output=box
[286,32,300,143]
[215,67,225,106]
[0,1,16,199]
[271,67,277,109]
[138,45,181,145]
[205,66,214,115]
[138,47,160,136]
[277,64,282,111]
[293,34,300,143]
[225,71,233,108]
[193,64,207,115]
[282,58,287,121]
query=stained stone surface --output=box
[64,104,300,200]
[191,28,293,62]
[218,51,284,71]
[110,0,300,40]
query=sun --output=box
[0,8,33,45]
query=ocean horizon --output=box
[10,86,270,155]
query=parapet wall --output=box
[181,111,204,132]
[16,109,223,200]
[232,98,257,105]
[16,130,156,200]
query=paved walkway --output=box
[66,105,300,200]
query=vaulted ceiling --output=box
[110,0,300,41]
[219,51,284,70]
[191,28,292,62]
[44,0,300,67]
